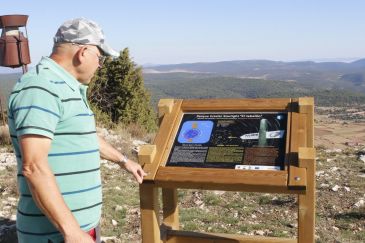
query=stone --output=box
[354,199,364,208]
[254,230,265,236]
[316,171,325,176]
[331,185,340,192]
[115,205,124,212]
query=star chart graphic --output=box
[177,121,214,143]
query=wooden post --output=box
[162,188,179,230]
[298,147,316,243]
[140,184,161,243]
[139,145,157,166]
[158,99,175,123]
[159,99,180,237]
[298,97,314,147]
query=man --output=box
[7,18,147,243]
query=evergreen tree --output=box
[88,48,157,131]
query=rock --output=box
[359,155,365,163]
[114,205,123,212]
[320,183,330,188]
[213,190,225,196]
[332,185,340,192]
[332,226,339,231]
[132,140,147,147]
[330,167,339,172]
[7,197,17,202]
[111,219,118,226]
[251,214,257,219]
[0,153,16,170]
[345,142,360,146]
[2,205,12,211]
[114,186,121,191]
[194,199,204,206]
[344,186,350,192]
[254,230,265,236]
[100,236,118,242]
[316,171,325,176]
[132,140,147,153]
[354,199,364,208]
[287,223,298,228]
[0,125,10,141]
[325,149,342,153]
[101,160,119,169]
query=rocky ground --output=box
[0,108,364,242]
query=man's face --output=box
[77,45,104,84]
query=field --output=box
[0,107,364,242]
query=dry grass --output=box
[1,107,365,242]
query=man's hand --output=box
[98,136,148,183]
[64,229,94,243]
[119,159,147,184]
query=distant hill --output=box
[144,59,365,92]
[2,58,365,110]
[0,73,20,109]
[143,72,365,107]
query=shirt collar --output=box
[39,56,82,91]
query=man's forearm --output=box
[98,135,126,163]
[23,159,81,236]
[97,135,146,184]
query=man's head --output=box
[50,18,118,84]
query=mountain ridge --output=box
[143,58,365,91]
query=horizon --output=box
[1,56,364,74]
[1,0,365,69]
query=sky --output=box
[1,0,365,70]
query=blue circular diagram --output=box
[183,129,201,140]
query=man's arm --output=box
[98,135,147,184]
[20,135,94,243]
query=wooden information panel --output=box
[166,111,287,170]
[138,97,315,243]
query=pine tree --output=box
[88,48,157,131]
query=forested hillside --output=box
[143,72,365,107]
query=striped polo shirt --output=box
[8,56,102,243]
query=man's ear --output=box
[74,46,87,65]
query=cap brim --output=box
[99,43,119,57]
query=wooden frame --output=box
[139,97,315,243]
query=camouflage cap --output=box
[53,17,119,57]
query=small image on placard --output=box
[177,121,214,144]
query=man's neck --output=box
[50,54,80,82]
